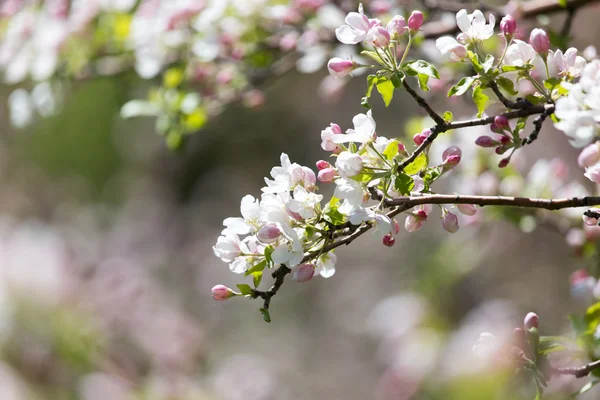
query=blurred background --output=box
[2,0,600,399]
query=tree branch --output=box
[555,359,600,378]
[403,79,446,125]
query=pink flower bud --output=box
[257,223,282,243]
[212,285,235,301]
[366,26,391,48]
[398,142,408,156]
[330,123,342,135]
[578,142,600,168]
[442,211,459,233]
[498,158,510,168]
[529,28,550,54]
[317,167,336,183]
[382,233,396,247]
[500,15,517,36]
[524,312,539,329]
[499,135,511,145]
[292,263,315,282]
[302,166,316,186]
[316,160,331,170]
[408,10,424,31]
[495,146,508,155]
[386,15,406,38]
[442,145,462,167]
[475,135,499,148]
[457,203,477,216]
[327,58,355,77]
[494,115,509,130]
[413,128,431,145]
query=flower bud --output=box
[524,312,539,329]
[442,211,459,233]
[499,135,511,145]
[475,135,499,148]
[366,26,391,48]
[584,164,600,184]
[494,115,509,130]
[512,327,528,351]
[257,223,282,243]
[529,28,550,54]
[457,203,477,216]
[500,15,517,36]
[301,166,316,186]
[292,263,315,282]
[212,285,235,301]
[398,142,408,156]
[327,58,355,77]
[413,128,431,145]
[387,15,406,38]
[578,142,600,168]
[408,10,424,31]
[316,160,331,170]
[317,167,336,183]
[498,158,510,168]
[382,233,396,247]
[442,145,462,167]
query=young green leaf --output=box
[394,173,414,195]
[406,60,440,79]
[403,152,428,175]
[376,78,395,107]
[496,76,519,96]
[260,308,271,323]
[448,77,475,97]
[417,73,430,91]
[472,86,490,117]
[236,284,253,296]
[443,111,453,123]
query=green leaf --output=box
[468,51,484,74]
[515,117,527,134]
[406,60,440,79]
[260,308,271,323]
[391,70,405,88]
[245,260,267,277]
[496,76,519,96]
[501,64,533,73]
[253,272,262,288]
[322,203,346,226]
[443,111,453,123]
[572,380,600,398]
[448,77,475,97]
[383,139,399,161]
[482,54,495,73]
[404,152,428,175]
[376,78,395,107]
[366,74,378,98]
[472,86,490,117]
[416,73,430,91]
[394,173,414,195]
[264,246,274,267]
[361,50,385,65]
[236,284,253,296]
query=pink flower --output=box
[523,312,539,329]
[257,223,282,243]
[405,209,428,232]
[382,233,395,247]
[386,15,406,38]
[457,203,477,216]
[327,58,355,77]
[529,28,550,54]
[408,10,424,31]
[292,263,315,282]
[578,142,600,168]
[316,160,331,170]
[212,285,235,301]
[500,15,516,36]
[366,26,390,48]
[335,10,371,44]
[413,128,431,145]
[475,136,500,148]
[321,123,342,151]
[442,145,461,168]
[442,211,459,233]
[317,168,336,183]
[584,163,600,184]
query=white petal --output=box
[223,217,252,235]
[335,25,363,44]
[455,9,471,34]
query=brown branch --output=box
[403,79,446,125]
[489,82,531,110]
[554,359,600,378]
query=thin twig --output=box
[489,82,531,110]
[402,79,446,125]
[555,359,600,378]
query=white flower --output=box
[332,110,376,144]
[435,36,467,61]
[372,213,393,240]
[455,9,495,44]
[213,233,243,263]
[287,186,323,219]
[554,85,599,148]
[338,202,372,225]
[315,252,337,278]
[222,195,261,235]
[336,151,363,177]
[554,48,586,78]
[503,40,536,67]
[335,10,370,44]
[334,179,365,207]
[271,224,304,267]
[262,153,299,193]
[260,192,294,225]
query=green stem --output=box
[525,72,551,101]
[496,36,512,67]
[398,34,412,67]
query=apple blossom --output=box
[315,252,337,278]
[291,263,315,282]
[435,36,468,61]
[529,28,550,54]
[332,111,376,144]
[321,123,342,151]
[584,163,600,184]
[366,26,390,48]
[327,57,355,77]
[554,47,586,78]
[523,312,539,329]
[504,39,536,66]
[455,9,495,43]
[212,285,235,301]
[222,195,261,235]
[316,160,331,170]
[386,15,406,38]
[335,9,370,44]
[405,209,428,232]
[442,211,459,233]
[499,14,516,36]
[472,332,501,359]
[457,204,477,216]
[213,233,243,263]
[413,128,431,145]
[257,223,282,243]
[317,167,336,183]
[335,151,363,177]
[442,145,462,168]
[578,142,600,168]
[407,11,423,31]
